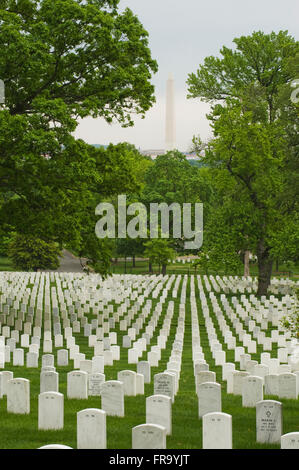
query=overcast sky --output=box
[74,0,299,151]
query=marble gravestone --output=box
[57,349,69,367]
[67,371,88,399]
[195,371,216,394]
[198,382,222,418]
[202,412,232,449]
[26,352,38,368]
[101,380,124,417]
[7,378,30,414]
[13,349,24,366]
[40,371,59,393]
[281,432,299,449]
[88,373,105,397]
[154,373,175,403]
[38,392,64,430]
[137,361,151,384]
[264,375,279,396]
[278,373,298,399]
[77,408,106,449]
[256,400,282,444]
[242,376,263,408]
[92,355,104,374]
[38,444,73,449]
[132,424,167,449]
[146,394,172,435]
[0,371,13,395]
[117,370,137,397]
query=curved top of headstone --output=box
[77,408,106,416]
[38,444,73,449]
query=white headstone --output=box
[232,371,250,395]
[256,400,282,444]
[40,371,59,393]
[198,382,222,418]
[132,424,166,449]
[7,378,30,414]
[264,374,279,396]
[88,373,105,397]
[101,380,124,417]
[154,372,175,403]
[202,412,232,449]
[136,373,144,395]
[117,370,137,396]
[92,355,104,374]
[137,361,151,384]
[42,354,55,368]
[242,376,263,407]
[38,392,64,430]
[26,352,38,368]
[67,371,88,399]
[57,349,69,367]
[281,432,299,449]
[195,371,216,395]
[278,373,298,399]
[77,408,106,449]
[38,444,72,449]
[13,349,24,366]
[0,370,13,395]
[146,395,172,435]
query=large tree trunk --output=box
[257,240,273,296]
[132,254,136,268]
[149,261,153,273]
[162,264,167,275]
[244,250,250,277]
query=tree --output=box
[187,31,299,295]
[142,150,201,254]
[0,0,158,271]
[67,143,151,273]
[116,237,144,270]
[8,233,61,271]
[143,238,176,275]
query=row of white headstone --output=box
[5,376,298,448]
[0,272,298,449]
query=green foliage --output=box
[116,237,144,259]
[143,151,200,205]
[0,232,14,256]
[143,238,176,267]
[0,0,157,270]
[187,30,299,294]
[8,234,61,271]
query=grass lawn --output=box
[0,274,298,449]
[109,258,299,280]
[0,256,14,272]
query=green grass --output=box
[109,259,299,280]
[0,274,298,449]
[1,254,298,280]
[0,256,14,271]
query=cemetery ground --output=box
[110,259,298,279]
[0,271,298,449]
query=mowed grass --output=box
[0,275,298,449]
[110,259,299,281]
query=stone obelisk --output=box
[165,73,176,152]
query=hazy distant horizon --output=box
[74,0,298,151]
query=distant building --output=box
[140,149,201,161]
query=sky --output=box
[74,0,299,152]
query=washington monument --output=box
[165,73,176,152]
